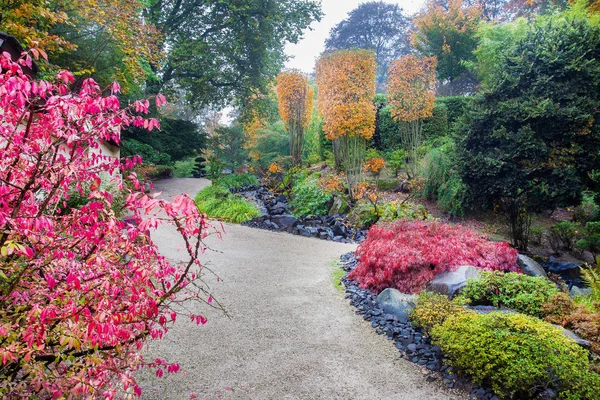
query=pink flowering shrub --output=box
[348,220,519,294]
[0,52,220,398]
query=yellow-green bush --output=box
[431,312,600,399]
[410,291,471,333]
[459,271,559,318]
[194,185,260,223]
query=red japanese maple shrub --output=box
[348,220,519,294]
[0,52,221,398]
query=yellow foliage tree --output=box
[275,70,314,165]
[315,49,376,194]
[387,55,437,179]
[0,0,161,90]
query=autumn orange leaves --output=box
[315,49,377,142]
[275,71,314,165]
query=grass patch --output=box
[214,173,259,190]
[330,260,346,294]
[194,184,260,223]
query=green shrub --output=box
[460,271,559,318]
[375,178,399,192]
[436,96,473,128]
[437,174,468,217]
[431,312,600,399]
[576,221,600,259]
[550,221,580,251]
[347,201,380,229]
[385,149,407,177]
[411,291,471,333]
[574,190,600,223]
[194,185,260,223]
[121,138,172,165]
[530,226,544,245]
[290,175,331,217]
[173,157,198,178]
[214,173,260,190]
[146,164,173,180]
[423,102,449,146]
[378,201,433,224]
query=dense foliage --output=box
[460,271,559,317]
[349,220,518,293]
[459,8,600,249]
[432,312,600,399]
[290,174,332,217]
[214,174,260,190]
[0,57,215,397]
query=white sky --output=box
[284,0,426,73]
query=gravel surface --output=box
[136,178,464,400]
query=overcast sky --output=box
[284,0,426,73]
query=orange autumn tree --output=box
[276,70,314,165]
[387,55,437,179]
[315,49,376,195]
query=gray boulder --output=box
[376,288,416,323]
[426,265,479,298]
[517,254,548,278]
[468,305,518,315]
[570,286,592,297]
[329,197,349,216]
[554,325,591,349]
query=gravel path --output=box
[137,178,463,400]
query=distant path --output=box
[137,178,463,400]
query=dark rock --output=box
[271,215,298,232]
[426,266,479,298]
[543,257,582,287]
[554,325,592,349]
[517,254,548,278]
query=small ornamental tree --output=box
[315,49,377,195]
[387,55,437,179]
[275,70,314,166]
[349,220,519,294]
[0,53,220,398]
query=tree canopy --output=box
[324,1,411,93]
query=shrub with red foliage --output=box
[348,220,519,294]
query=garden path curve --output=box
[137,178,463,400]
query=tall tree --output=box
[459,6,600,250]
[275,70,313,166]
[145,0,322,109]
[387,55,437,179]
[412,0,483,95]
[324,1,411,93]
[316,49,376,195]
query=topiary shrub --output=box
[459,271,559,318]
[348,220,519,294]
[431,312,600,399]
[194,185,260,223]
[290,175,332,217]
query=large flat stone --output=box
[426,265,479,298]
